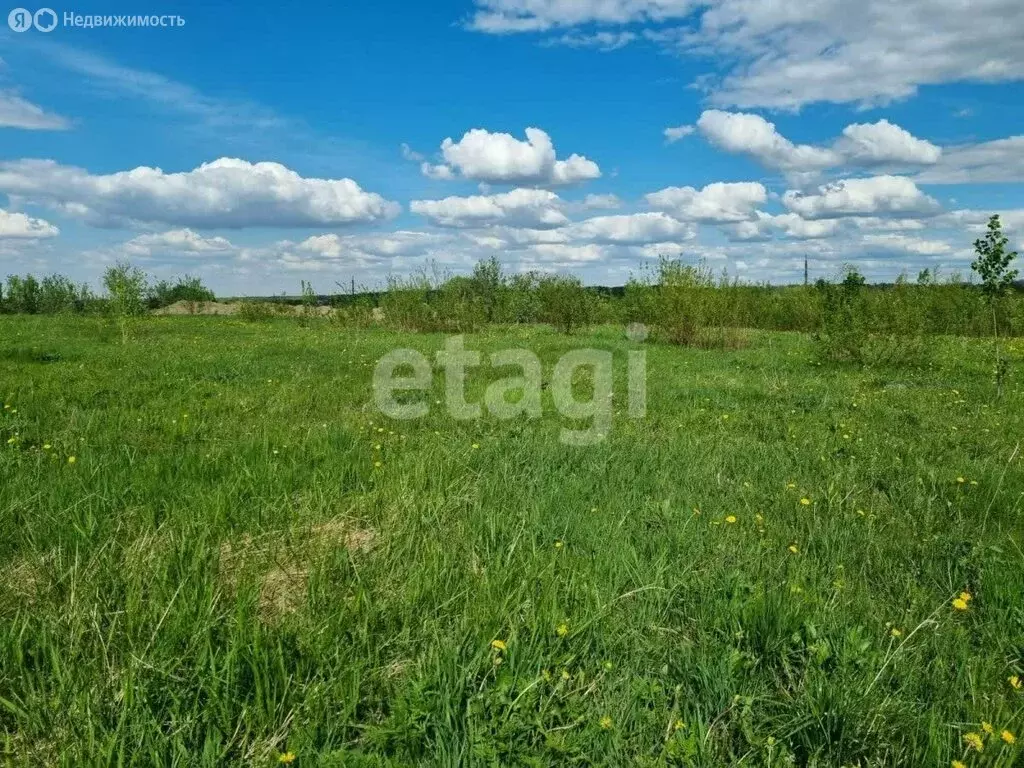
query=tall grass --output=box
[1,316,1022,764]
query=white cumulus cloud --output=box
[0,208,60,238]
[410,188,569,228]
[645,181,767,222]
[424,127,600,186]
[782,176,941,219]
[0,158,400,229]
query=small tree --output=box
[972,214,1019,397]
[103,262,148,342]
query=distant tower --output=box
[804,257,809,286]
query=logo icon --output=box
[33,7,56,31]
[7,7,32,31]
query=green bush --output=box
[147,275,216,309]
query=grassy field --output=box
[2,315,1024,766]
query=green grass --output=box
[2,315,1024,766]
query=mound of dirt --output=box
[152,300,241,315]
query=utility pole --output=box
[804,256,809,286]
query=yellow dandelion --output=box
[67,456,76,464]
[556,622,569,637]
[890,628,903,638]
[5,437,14,445]
[786,482,796,489]
[952,761,966,768]
[374,461,382,468]
[952,597,969,611]
[554,540,564,549]
[725,515,737,524]
[43,443,52,450]
[960,591,972,603]
[599,715,613,730]
[1002,730,1016,745]
[1009,675,1022,691]
[982,721,994,735]
[964,732,984,752]
[471,443,480,450]
[279,753,296,765]
[490,639,507,652]
[800,497,811,506]
[788,544,799,554]
[957,477,966,484]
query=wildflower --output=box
[725,515,737,524]
[279,753,296,764]
[890,628,903,638]
[490,639,507,652]
[786,482,796,489]
[952,597,969,612]
[957,477,966,484]
[982,721,994,735]
[788,544,799,554]
[952,762,967,768]
[1002,730,1016,745]
[374,444,381,450]
[964,732,984,752]
[43,443,51,450]
[1009,675,1022,690]
[554,540,564,549]
[374,461,382,468]
[5,437,14,445]
[599,715,613,730]
[556,622,569,637]
[471,443,479,450]
[960,591,972,603]
[800,498,811,506]
[560,669,570,680]
[67,456,76,464]
[603,661,613,670]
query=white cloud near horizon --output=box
[0,158,400,229]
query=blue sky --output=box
[1,0,1022,294]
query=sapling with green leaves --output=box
[103,261,148,343]
[971,214,1019,397]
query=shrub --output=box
[814,267,869,363]
[238,301,277,322]
[536,274,595,334]
[4,275,41,314]
[147,275,215,309]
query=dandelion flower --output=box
[1002,730,1016,745]
[556,622,569,637]
[952,761,967,768]
[374,461,382,468]
[957,477,966,484]
[788,544,799,554]
[67,456,76,464]
[599,715,613,730]
[43,443,52,450]
[982,721,994,735]
[279,753,296,765]
[725,515,737,524]
[471,443,480,450]
[800,497,811,506]
[554,540,564,549]
[959,591,972,603]
[952,597,969,611]
[964,732,984,752]
[490,639,507,652]
[786,482,796,489]
[890,628,902,638]
[1010,675,1022,690]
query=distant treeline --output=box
[0,272,214,315]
